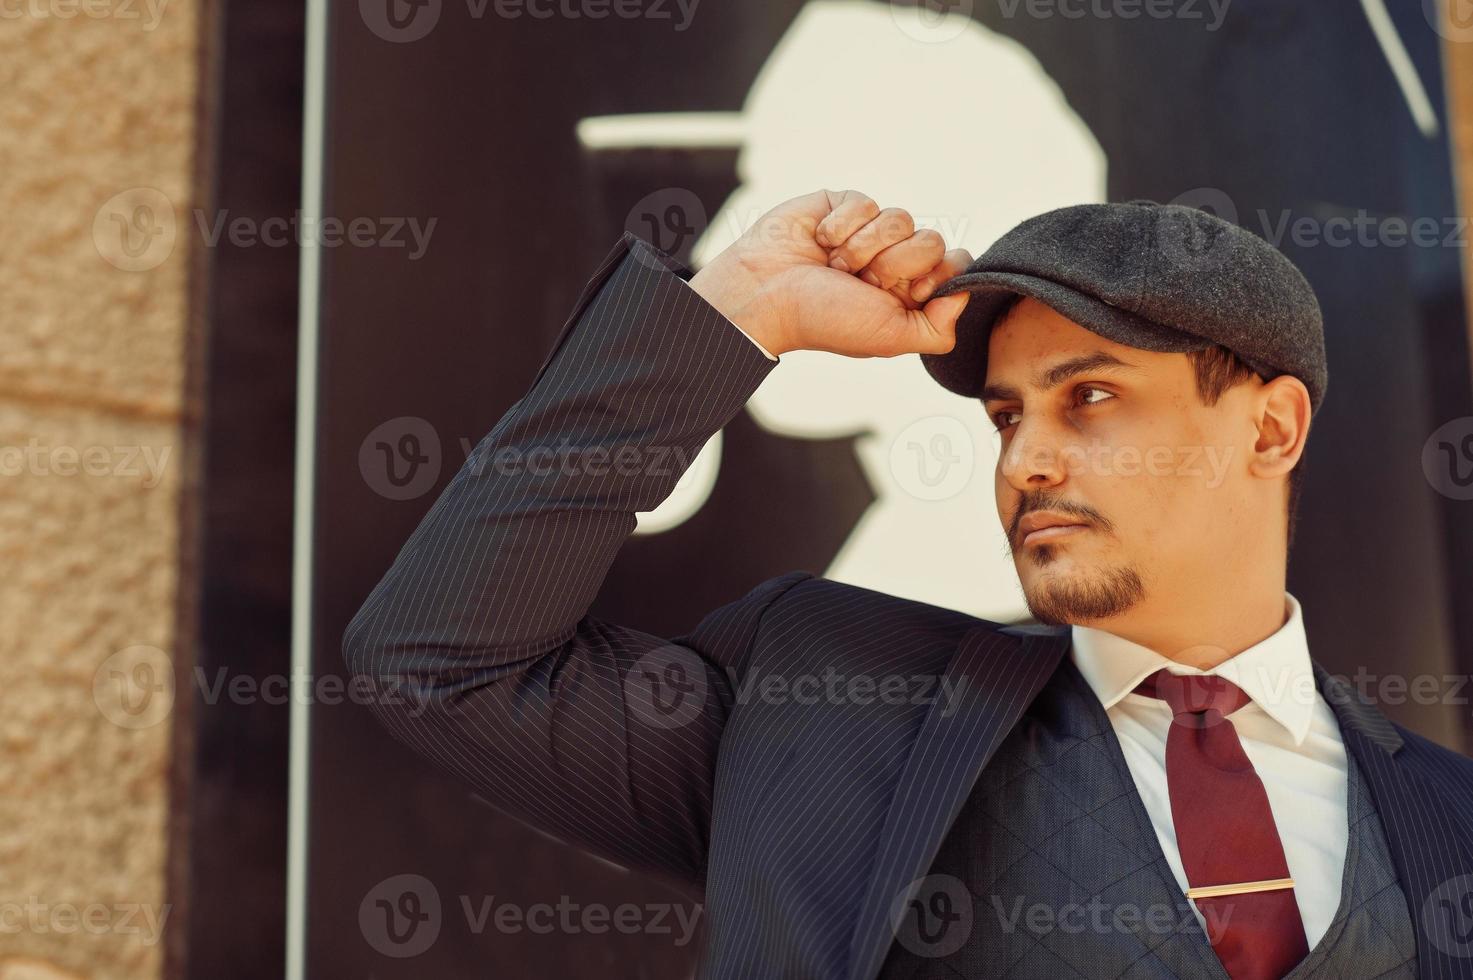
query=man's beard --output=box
[1022,561,1146,625]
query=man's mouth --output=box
[1022,524,1090,546]
[1017,511,1093,548]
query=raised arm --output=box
[342,190,973,885]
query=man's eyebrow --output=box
[981,352,1140,403]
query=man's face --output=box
[982,297,1255,627]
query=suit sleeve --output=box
[342,232,810,887]
[680,277,780,361]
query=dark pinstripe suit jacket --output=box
[343,233,1473,979]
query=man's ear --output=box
[1249,375,1312,479]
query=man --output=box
[343,190,1473,979]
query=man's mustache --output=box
[1007,492,1114,549]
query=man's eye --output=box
[1076,386,1115,407]
[992,410,1022,431]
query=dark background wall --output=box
[309,6,820,976]
[175,2,303,978]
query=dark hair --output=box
[1184,345,1305,550]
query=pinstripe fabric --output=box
[343,234,1473,979]
[695,584,1065,980]
[343,231,789,882]
[1318,669,1473,980]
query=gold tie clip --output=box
[1185,877,1296,900]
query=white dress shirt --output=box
[1070,593,1349,948]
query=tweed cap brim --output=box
[918,200,1327,413]
[924,271,1214,399]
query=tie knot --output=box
[1133,668,1251,720]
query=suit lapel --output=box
[844,623,1070,980]
[1318,665,1473,978]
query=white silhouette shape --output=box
[614,0,1105,619]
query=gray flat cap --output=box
[922,200,1327,413]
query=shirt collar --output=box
[1068,592,1316,745]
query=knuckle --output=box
[913,228,945,253]
[877,208,915,237]
[913,229,948,256]
[863,257,892,279]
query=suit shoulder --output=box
[680,570,813,641]
[1395,724,1473,767]
[684,572,1040,673]
[752,573,1026,641]
[1393,724,1473,795]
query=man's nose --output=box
[999,421,1069,492]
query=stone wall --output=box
[0,0,206,976]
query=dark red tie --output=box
[1133,669,1310,980]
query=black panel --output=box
[178,1,305,977]
[305,2,1473,974]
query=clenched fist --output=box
[687,189,974,358]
